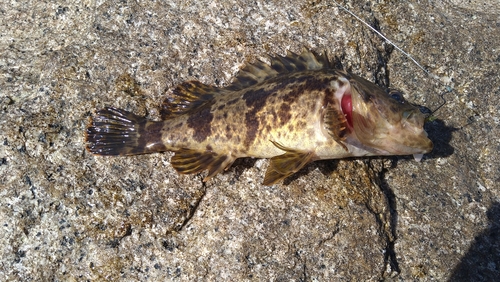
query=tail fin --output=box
[85,107,166,156]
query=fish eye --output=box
[389,91,405,103]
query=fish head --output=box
[344,73,433,156]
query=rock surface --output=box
[1,0,498,280]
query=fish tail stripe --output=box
[85,107,166,156]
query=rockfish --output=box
[86,48,433,185]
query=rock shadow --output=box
[449,202,500,281]
[424,118,456,159]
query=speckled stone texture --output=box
[1,0,499,280]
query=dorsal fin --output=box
[226,59,278,91]
[161,48,332,118]
[161,81,219,119]
[227,48,331,90]
[271,48,330,73]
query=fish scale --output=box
[86,48,432,185]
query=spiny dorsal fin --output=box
[263,141,315,186]
[323,106,349,151]
[161,81,219,119]
[171,149,236,182]
[226,59,278,91]
[228,48,331,91]
[271,48,330,73]
[161,49,332,117]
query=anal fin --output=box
[323,106,349,151]
[263,141,315,186]
[171,149,235,182]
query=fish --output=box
[85,48,433,185]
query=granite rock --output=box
[1,0,498,280]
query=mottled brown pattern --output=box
[136,122,167,154]
[242,85,272,148]
[224,125,233,139]
[226,98,239,105]
[86,49,433,185]
[296,120,306,129]
[173,122,184,129]
[241,73,335,149]
[187,107,213,143]
[265,124,272,134]
[322,87,337,109]
[281,75,331,104]
[243,111,260,149]
[278,103,292,126]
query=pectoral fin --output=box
[171,149,235,181]
[323,106,349,151]
[263,141,315,186]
